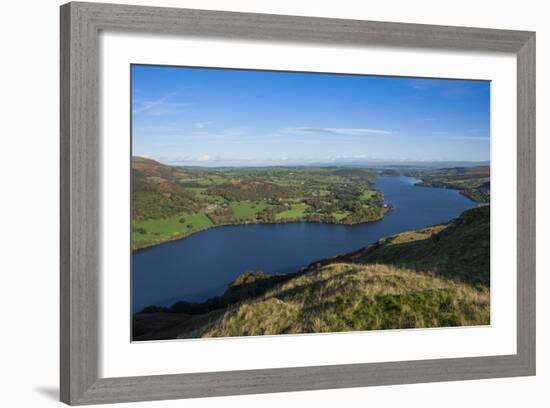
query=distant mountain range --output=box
[155,157,490,169]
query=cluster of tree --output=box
[345,206,385,223]
[255,205,287,222]
[132,226,147,234]
[303,213,337,223]
[461,187,490,203]
[302,188,384,221]
[207,207,234,224]
[330,184,363,200]
[408,166,490,204]
[208,180,298,202]
[330,168,376,179]
[364,191,385,207]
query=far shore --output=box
[132,206,393,252]
[133,176,487,252]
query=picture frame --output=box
[60,1,535,405]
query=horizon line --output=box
[132,155,490,168]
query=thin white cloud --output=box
[448,136,490,141]
[133,93,173,114]
[194,121,213,129]
[281,127,393,136]
[134,125,181,133]
[133,93,193,116]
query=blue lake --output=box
[132,176,476,312]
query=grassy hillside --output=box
[132,157,200,220]
[355,204,490,285]
[203,263,489,337]
[133,206,490,340]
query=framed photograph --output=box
[60,2,535,405]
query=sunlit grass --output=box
[274,203,309,220]
[132,213,213,246]
[230,201,271,221]
[204,263,490,337]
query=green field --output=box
[230,201,271,221]
[132,213,213,247]
[361,190,376,200]
[186,187,208,195]
[274,203,308,220]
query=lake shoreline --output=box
[413,180,487,204]
[132,205,394,252]
[133,177,481,252]
[132,176,480,312]
[131,176,432,254]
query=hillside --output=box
[316,204,490,286]
[203,264,489,337]
[408,166,490,203]
[133,206,490,340]
[132,157,200,220]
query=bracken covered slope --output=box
[132,156,200,220]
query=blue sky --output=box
[132,65,490,166]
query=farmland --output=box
[132,157,390,250]
[131,157,490,250]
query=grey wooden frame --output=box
[60,1,536,405]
